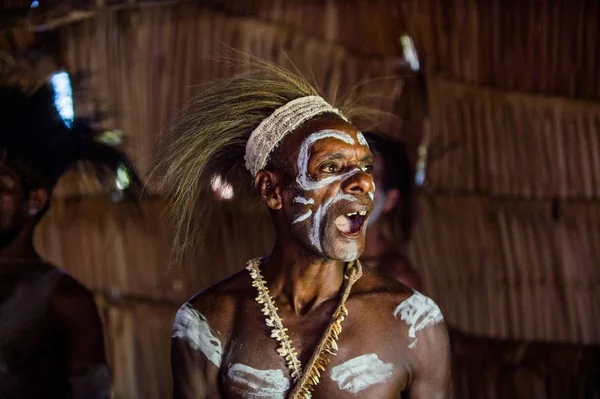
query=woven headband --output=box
[244,95,348,176]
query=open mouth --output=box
[334,210,368,237]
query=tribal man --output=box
[162,62,450,398]
[0,76,141,397]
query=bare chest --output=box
[0,272,59,365]
[220,301,411,398]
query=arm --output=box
[171,303,223,399]
[405,321,451,398]
[51,275,110,399]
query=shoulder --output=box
[172,267,252,364]
[352,266,446,344]
[183,267,251,330]
[50,268,96,308]
[45,267,103,334]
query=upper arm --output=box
[171,303,224,399]
[405,321,451,398]
[51,275,110,399]
[397,293,450,399]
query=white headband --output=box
[244,95,348,176]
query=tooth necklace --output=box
[246,257,362,399]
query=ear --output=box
[254,170,283,210]
[26,188,49,217]
[383,188,400,213]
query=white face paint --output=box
[227,363,289,399]
[369,181,376,202]
[172,304,223,367]
[296,129,357,191]
[291,129,374,261]
[367,181,386,227]
[309,193,358,260]
[330,353,394,394]
[356,131,369,147]
[293,196,314,205]
[292,209,313,224]
[394,292,444,349]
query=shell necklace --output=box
[246,257,362,398]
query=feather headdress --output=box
[154,58,365,264]
[0,65,142,201]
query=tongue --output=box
[335,215,352,234]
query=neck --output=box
[0,228,39,263]
[263,239,346,315]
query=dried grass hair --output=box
[154,58,378,266]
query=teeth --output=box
[346,211,367,217]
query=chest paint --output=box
[227,363,289,399]
[329,353,394,394]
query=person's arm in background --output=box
[51,275,110,399]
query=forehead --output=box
[278,114,368,161]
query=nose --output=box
[342,170,374,195]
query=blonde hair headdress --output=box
[155,59,362,264]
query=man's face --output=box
[275,115,375,261]
[0,165,27,249]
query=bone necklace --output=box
[246,257,362,398]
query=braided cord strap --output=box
[246,257,363,399]
[244,95,348,177]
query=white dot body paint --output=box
[394,292,444,349]
[356,131,369,147]
[227,363,289,399]
[173,304,223,367]
[330,354,394,394]
[293,209,313,224]
[293,196,314,205]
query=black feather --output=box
[0,80,142,201]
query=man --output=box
[162,63,450,398]
[0,77,141,397]
[360,132,422,290]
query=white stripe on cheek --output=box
[394,292,444,349]
[309,193,356,252]
[330,354,393,393]
[227,363,289,399]
[173,304,223,367]
[293,209,313,224]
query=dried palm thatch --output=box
[403,0,600,100]
[426,78,600,198]
[56,2,405,186]
[409,194,600,345]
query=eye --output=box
[321,163,340,174]
[362,164,374,174]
